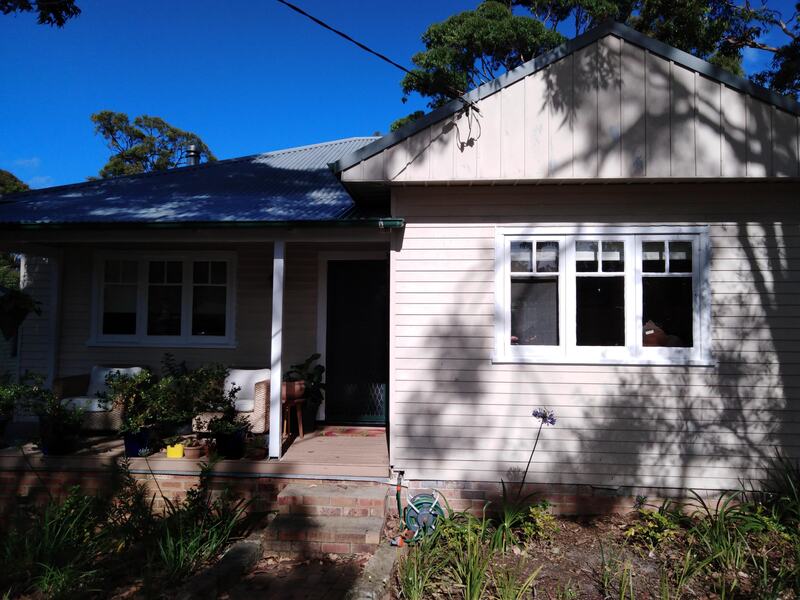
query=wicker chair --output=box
[194,368,271,434]
[55,366,145,432]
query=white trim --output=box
[269,241,285,459]
[494,225,713,366]
[46,251,63,388]
[316,250,388,421]
[88,250,237,348]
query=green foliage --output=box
[0,487,106,597]
[624,502,680,551]
[393,0,563,128]
[491,561,540,600]
[101,368,158,434]
[521,499,558,542]
[0,0,81,27]
[441,509,494,600]
[91,111,216,179]
[491,480,527,551]
[284,352,326,407]
[0,253,21,290]
[21,373,83,431]
[399,0,798,129]
[397,533,443,600]
[0,169,28,195]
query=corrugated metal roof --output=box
[0,137,378,226]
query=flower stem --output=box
[518,421,544,500]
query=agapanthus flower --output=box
[532,408,556,426]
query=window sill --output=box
[491,353,716,367]
[87,339,238,350]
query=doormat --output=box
[318,427,385,437]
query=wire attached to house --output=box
[275,0,477,111]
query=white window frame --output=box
[494,225,712,366]
[89,251,237,348]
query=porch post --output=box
[268,241,285,459]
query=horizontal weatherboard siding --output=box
[389,182,800,493]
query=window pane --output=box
[601,241,624,272]
[669,241,693,273]
[147,286,182,335]
[193,261,209,284]
[576,241,598,272]
[642,277,693,347]
[166,261,183,283]
[642,241,666,272]
[210,261,227,284]
[102,285,137,335]
[576,277,625,346]
[121,260,138,283]
[192,286,227,336]
[149,261,165,283]
[510,242,532,272]
[536,242,559,273]
[511,277,558,345]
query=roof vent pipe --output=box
[186,144,200,166]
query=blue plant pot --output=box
[38,416,79,456]
[123,428,154,457]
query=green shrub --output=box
[521,499,558,542]
[625,505,680,551]
[441,509,494,600]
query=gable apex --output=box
[333,21,800,175]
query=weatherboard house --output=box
[2,22,800,508]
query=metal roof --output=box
[331,20,800,173]
[0,137,382,227]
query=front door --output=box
[325,260,388,425]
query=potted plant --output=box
[245,433,267,460]
[208,412,251,460]
[101,369,159,457]
[0,287,40,342]
[24,376,83,456]
[283,353,326,433]
[183,437,205,460]
[165,435,184,458]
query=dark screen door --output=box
[325,260,389,425]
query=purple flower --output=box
[532,408,556,426]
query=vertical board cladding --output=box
[340,35,799,183]
[17,256,53,381]
[390,183,800,493]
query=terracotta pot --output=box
[282,381,306,400]
[184,444,205,459]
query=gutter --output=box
[0,217,405,232]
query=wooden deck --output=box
[0,427,390,480]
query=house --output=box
[1,21,799,507]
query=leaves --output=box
[0,0,81,27]
[90,111,216,179]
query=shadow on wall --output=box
[392,43,798,511]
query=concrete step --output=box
[263,514,385,556]
[277,482,388,519]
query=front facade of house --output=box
[3,22,800,501]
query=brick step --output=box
[277,482,388,518]
[263,514,384,556]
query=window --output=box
[93,253,236,346]
[495,227,710,365]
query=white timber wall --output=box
[390,182,800,493]
[343,36,800,183]
[17,256,53,381]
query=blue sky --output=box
[0,0,793,188]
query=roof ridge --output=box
[1,136,379,200]
[331,20,800,173]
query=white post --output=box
[268,241,285,459]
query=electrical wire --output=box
[275,0,475,109]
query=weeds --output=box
[521,499,558,542]
[397,534,442,600]
[492,561,540,600]
[624,501,681,551]
[443,509,494,600]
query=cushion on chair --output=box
[225,369,270,405]
[234,398,255,413]
[86,366,145,399]
[64,396,106,412]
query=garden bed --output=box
[391,468,800,599]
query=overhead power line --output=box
[275,0,474,108]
